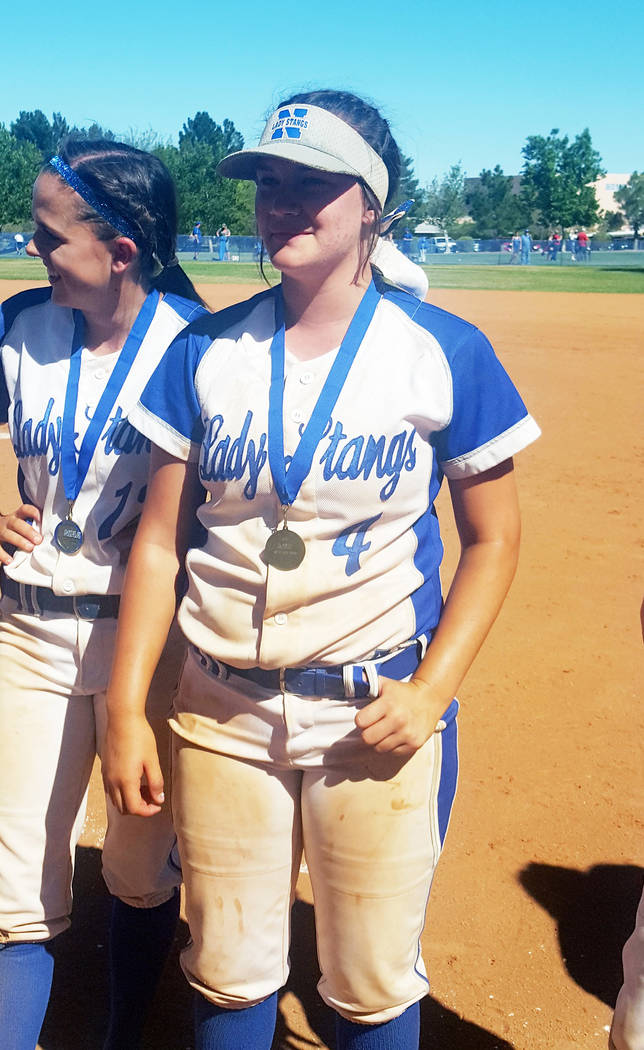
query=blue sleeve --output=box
[1,288,52,342]
[1,288,53,424]
[133,290,272,460]
[432,327,536,475]
[0,289,54,424]
[0,360,8,424]
[131,328,211,460]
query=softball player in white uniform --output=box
[0,140,206,1050]
[104,90,540,1050]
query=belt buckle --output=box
[73,597,101,620]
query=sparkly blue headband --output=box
[49,155,139,240]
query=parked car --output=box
[426,235,456,253]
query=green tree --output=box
[603,210,625,232]
[388,154,427,219]
[466,165,525,238]
[9,109,116,159]
[179,113,243,158]
[51,113,70,151]
[121,127,173,152]
[0,126,41,226]
[520,128,604,236]
[157,137,255,235]
[68,122,115,142]
[615,172,644,247]
[163,113,253,234]
[423,163,466,235]
[11,110,54,156]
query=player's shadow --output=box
[519,861,643,1007]
[274,898,515,1050]
[40,848,513,1049]
[38,845,194,1050]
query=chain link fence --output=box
[3,231,640,265]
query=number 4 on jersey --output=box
[332,514,382,576]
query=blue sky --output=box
[5,0,641,185]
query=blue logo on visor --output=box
[271,107,309,140]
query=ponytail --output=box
[153,261,204,304]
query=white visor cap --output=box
[217,104,390,209]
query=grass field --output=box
[1,255,643,293]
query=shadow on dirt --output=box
[40,845,514,1049]
[519,861,643,1007]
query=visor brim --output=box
[216,144,366,184]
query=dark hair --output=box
[44,140,203,304]
[275,90,402,277]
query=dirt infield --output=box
[1,280,642,1050]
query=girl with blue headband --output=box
[104,89,540,1050]
[0,139,207,1049]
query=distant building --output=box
[591,174,629,215]
[590,174,635,235]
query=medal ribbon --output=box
[267,280,380,508]
[60,290,159,504]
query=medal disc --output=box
[263,527,305,571]
[54,518,84,555]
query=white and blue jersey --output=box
[131,276,540,669]
[0,287,207,596]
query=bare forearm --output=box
[103,451,200,815]
[106,450,200,725]
[107,535,181,722]
[413,462,522,707]
[412,533,519,707]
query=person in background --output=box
[191,220,202,260]
[217,223,230,261]
[520,229,532,264]
[576,228,589,261]
[547,232,561,262]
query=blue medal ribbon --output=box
[267,280,380,509]
[60,289,160,507]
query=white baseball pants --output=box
[0,597,182,943]
[170,647,459,1024]
[611,887,644,1050]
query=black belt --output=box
[0,573,120,620]
[193,638,427,699]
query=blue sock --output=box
[0,941,54,1050]
[336,1002,420,1050]
[104,890,180,1050]
[194,990,278,1050]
